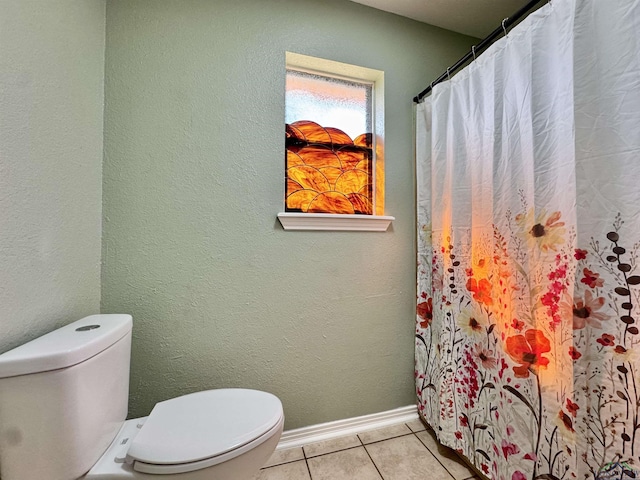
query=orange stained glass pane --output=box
[287,165,331,192]
[347,193,372,214]
[296,146,342,169]
[284,123,374,215]
[336,149,366,171]
[286,124,306,142]
[318,167,344,189]
[286,190,318,212]
[290,120,332,144]
[354,158,370,172]
[325,127,353,146]
[287,150,305,167]
[307,192,355,214]
[354,133,373,148]
[358,183,373,196]
[287,179,303,196]
[334,169,369,195]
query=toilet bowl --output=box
[0,314,283,480]
[83,389,284,480]
[85,389,284,480]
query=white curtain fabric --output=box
[415,1,640,479]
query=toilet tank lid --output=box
[0,314,132,379]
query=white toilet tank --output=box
[0,314,132,480]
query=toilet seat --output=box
[125,389,284,475]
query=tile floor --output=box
[254,419,482,480]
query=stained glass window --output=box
[285,68,376,215]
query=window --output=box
[286,70,374,215]
[278,53,393,231]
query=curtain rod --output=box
[413,0,547,103]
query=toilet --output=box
[0,314,284,480]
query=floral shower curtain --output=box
[415,1,640,479]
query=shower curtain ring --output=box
[446,67,451,80]
[472,45,476,60]
[502,18,508,37]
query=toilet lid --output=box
[126,389,283,470]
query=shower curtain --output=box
[415,1,640,479]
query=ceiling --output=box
[348,0,533,38]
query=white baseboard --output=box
[277,405,419,450]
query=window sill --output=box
[277,213,394,231]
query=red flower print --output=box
[548,264,568,281]
[501,439,520,459]
[575,248,588,260]
[558,410,574,432]
[566,399,579,417]
[465,268,474,277]
[568,347,582,360]
[580,268,604,289]
[417,298,433,329]
[523,452,537,461]
[498,358,509,380]
[615,345,627,354]
[541,262,571,330]
[455,431,462,439]
[466,277,493,306]
[511,318,524,331]
[505,329,551,378]
[459,415,469,427]
[512,472,527,480]
[481,464,489,474]
[596,333,615,347]
[541,291,558,307]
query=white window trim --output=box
[280,52,393,232]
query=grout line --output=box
[302,443,314,480]
[304,444,363,459]
[359,431,414,446]
[360,437,385,480]
[414,432,456,480]
[358,434,385,479]
[304,457,313,480]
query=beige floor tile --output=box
[303,434,361,458]
[254,460,311,480]
[307,446,382,480]
[365,434,454,480]
[415,430,476,480]
[358,423,413,444]
[406,417,428,432]
[263,447,305,468]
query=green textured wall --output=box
[103,0,474,429]
[0,0,104,353]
